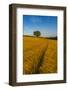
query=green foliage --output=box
[33,31,41,37]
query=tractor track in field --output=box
[23,41,49,74]
[34,42,49,74]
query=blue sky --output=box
[23,15,57,37]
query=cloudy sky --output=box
[23,15,57,37]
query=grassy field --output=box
[23,36,57,74]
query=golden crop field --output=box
[23,36,57,74]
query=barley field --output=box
[23,36,57,74]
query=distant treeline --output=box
[46,37,57,40]
[23,35,57,40]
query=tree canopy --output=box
[33,31,41,37]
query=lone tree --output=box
[33,31,41,37]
